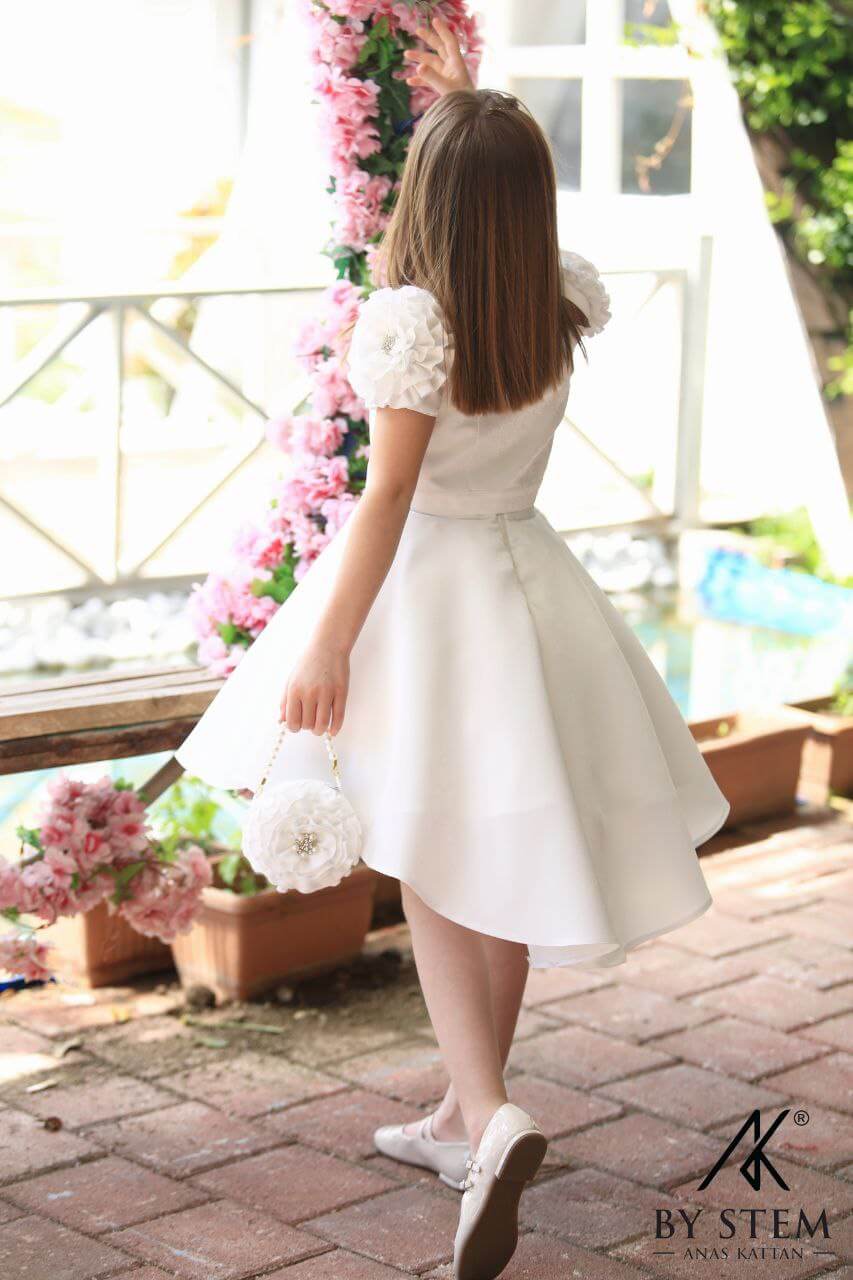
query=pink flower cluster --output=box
[120,845,212,943]
[305,1,481,252]
[0,775,213,980]
[190,1,480,674]
[0,933,52,983]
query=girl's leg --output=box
[400,881,526,1152]
[430,932,529,1140]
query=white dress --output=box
[176,255,729,969]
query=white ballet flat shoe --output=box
[452,1102,547,1280]
[373,1113,470,1190]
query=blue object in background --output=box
[0,976,53,993]
[697,548,853,637]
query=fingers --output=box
[312,691,333,736]
[403,47,444,75]
[283,684,341,735]
[329,686,348,737]
[285,688,305,732]
[420,67,452,93]
[414,22,444,55]
[433,16,463,60]
[417,16,460,59]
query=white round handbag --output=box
[241,726,363,895]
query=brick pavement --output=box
[1,806,852,1279]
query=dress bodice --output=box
[347,253,611,519]
[410,375,572,517]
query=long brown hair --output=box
[380,89,587,416]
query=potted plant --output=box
[689,712,809,828]
[1,775,210,988]
[155,778,377,1001]
[782,669,853,802]
[39,904,173,988]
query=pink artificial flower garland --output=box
[190,0,482,675]
[0,775,212,981]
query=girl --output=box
[177,18,728,1280]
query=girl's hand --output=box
[280,643,350,736]
[403,16,474,97]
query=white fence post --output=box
[673,232,713,529]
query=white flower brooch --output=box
[348,285,447,414]
[563,252,612,336]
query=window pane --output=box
[511,0,585,45]
[514,79,582,190]
[621,79,692,195]
[624,0,677,45]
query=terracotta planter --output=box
[369,869,403,927]
[689,712,809,828]
[42,902,173,988]
[170,862,377,1001]
[781,697,853,801]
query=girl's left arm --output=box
[280,407,435,736]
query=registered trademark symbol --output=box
[794,1110,810,1126]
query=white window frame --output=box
[484,0,697,203]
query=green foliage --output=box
[624,21,681,48]
[252,541,298,605]
[150,777,262,896]
[707,1,852,391]
[739,505,853,587]
[16,825,43,853]
[216,620,253,650]
[326,6,418,285]
[829,664,853,715]
[217,851,262,896]
[152,777,222,856]
[108,860,146,905]
[826,342,853,397]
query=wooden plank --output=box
[138,757,186,806]
[1,671,221,718]
[1,663,215,700]
[0,718,202,776]
[0,680,221,741]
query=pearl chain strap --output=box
[256,723,343,796]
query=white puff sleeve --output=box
[562,252,611,337]
[348,285,448,416]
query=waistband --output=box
[409,505,537,522]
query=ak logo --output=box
[698,1110,790,1192]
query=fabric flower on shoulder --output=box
[562,252,611,337]
[347,284,447,416]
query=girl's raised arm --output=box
[403,17,475,97]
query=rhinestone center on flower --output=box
[293,831,318,858]
[380,330,397,355]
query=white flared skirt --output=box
[176,506,729,969]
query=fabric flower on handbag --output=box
[242,778,362,894]
[347,285,447,414]
[562,252,612,337]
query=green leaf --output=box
[16,825,43,852]
[237,871,262,896]
[108,860,146,905]
[216,620,253,648]
[217,852,244,887]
